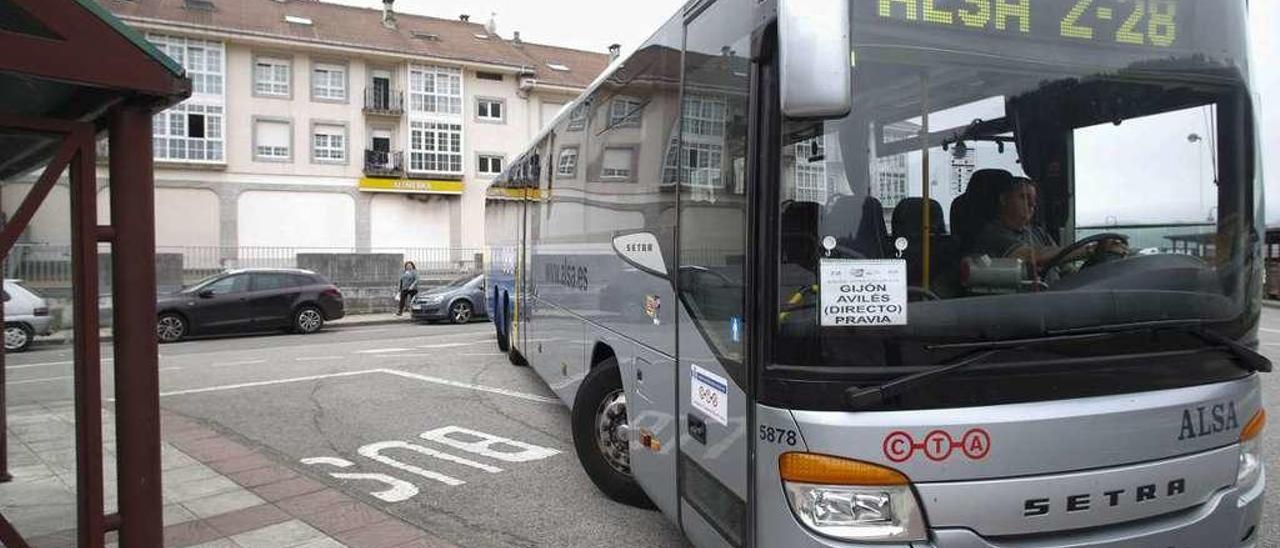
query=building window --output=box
[601,148,633,180]
[312,62,346,101]
[607,96,643,129]
[663,95,727,188]
[254,56,291,97]
[148,34,223,96]
[477,154,504,176]
[567,104,587,131]
[409,121,462,173]
[312,124,346,163]
[682,95,726,137]
[476,71,504,81]
[153,103,224,162]
[408,65,462,116]
[476,98,504,122]
[147,34,225,163]
[254,119,291,161]
[794,138,826,203]
[557,147,578,177]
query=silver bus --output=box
[484,0,1268,545]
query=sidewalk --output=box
[4,403,456,548]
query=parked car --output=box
[3,279,53,352]
[410,274,487,324]
[156,268,344,343]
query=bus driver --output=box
[972,176,1127,280]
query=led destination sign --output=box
[871,0,1187,49]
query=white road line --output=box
[356,348,414,354]
[155,367,557,403]
[296,356,344,362]
[1259,327,1280,335]
[158,370,377,397]
[211,359,267,368]
[377,369,558,403]
[14,366,182,386]
[7,358,115,370]
[417,342,483,349]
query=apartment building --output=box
[91,0,610,256]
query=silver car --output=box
[410,274,487,324]
[4,279,53,352]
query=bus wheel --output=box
[571,358,654,509]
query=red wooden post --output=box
[108,104,163,547]
[70,127,105,548]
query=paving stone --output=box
[228,465,297,488]
[204,503,291,537]
[164,502,200,526]
[301,500,390,536]
[165,463,223,484]
[164,476,244,503]
[182,489,267,519]
[230,519,327,548]
[276,489,354,517]
[333,520,426,548]
[252,477,326,502]
[163,520,224,548]
[292,538,349,548]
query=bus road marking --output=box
[303,426,559,502]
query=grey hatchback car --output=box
[410,274,487,324]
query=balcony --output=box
[364,149,404,177]
[363,88,404,116]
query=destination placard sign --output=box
[819,259,908,327]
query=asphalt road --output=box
[8,312,1280,547]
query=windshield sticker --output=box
[820,259,907,326]
[690,364,729,426]
[883,428,991,463]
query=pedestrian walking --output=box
[397,261,419,316]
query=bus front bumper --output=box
[759,467,1264,548]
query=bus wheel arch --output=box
[570,356,655,509]
[589,342,616,371]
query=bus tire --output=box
[571,358,655,509]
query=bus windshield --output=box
[769,0,1258,408]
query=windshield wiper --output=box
[842,324,1271,410]
[1051,320,1272,373]
[845,349,1003,410]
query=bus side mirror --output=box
[612,231,669,279]
[778,0,852,119]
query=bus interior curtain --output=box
[1008,91,1071,236]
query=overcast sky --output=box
[333,0,1280,224]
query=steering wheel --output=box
[1037,232,1129,279]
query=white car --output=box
[4,279,52,352]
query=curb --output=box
[1264,300,1280,310]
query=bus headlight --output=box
[779,453,926,542]
[1237,410,1265,487]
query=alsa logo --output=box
[1177,401,1239,441]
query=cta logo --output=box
[883,428,990,463]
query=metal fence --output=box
[4,244,484,289]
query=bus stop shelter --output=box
[0,0,190,546]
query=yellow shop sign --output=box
[358,177,465,195]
